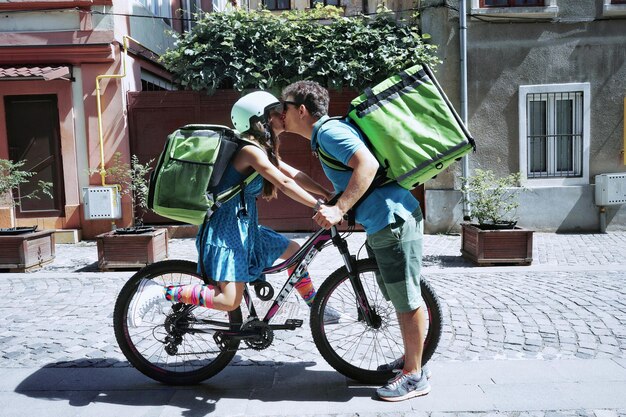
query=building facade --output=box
[0,0,210,239]
[2,0,624,239]
[420,0,626,233]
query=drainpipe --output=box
[94,35,138,187]
[459,0,471,221]
[94,35,141,229]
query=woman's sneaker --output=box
[323,306,342,324]
[128,279,166,327]
[376,369,431,402]
[377,358,432,379]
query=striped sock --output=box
[165,284,214,308]
[289,266,317,306]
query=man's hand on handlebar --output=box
[313,204,344,230]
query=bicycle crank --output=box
[213,318,275,351]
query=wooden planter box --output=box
[96,228,168,271]
[0,230,56,272]
[461,223,533,266]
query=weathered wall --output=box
[421,0,626,233]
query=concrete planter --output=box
[96,227,168,271]
[0,229,56,272]
[461,223,533,266]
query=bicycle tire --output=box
[113,260,242,385]
[310,258,442,384]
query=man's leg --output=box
[397,306,426,374]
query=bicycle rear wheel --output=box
[311,258,442,384]
[113,260,241,385]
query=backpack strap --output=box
[313,117,352,172]
[206,171,259,218]
[313,117,394,226]
[316,147,352,172]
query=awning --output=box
[0,66,72,81]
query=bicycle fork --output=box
[331,228,382,329]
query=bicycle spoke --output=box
[114,260,241,384]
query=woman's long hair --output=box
[245,120,280,200]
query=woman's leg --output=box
[280,240,317,306]
[165,281,244,312]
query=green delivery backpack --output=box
[147,124,258,225]
[316,64,476,189]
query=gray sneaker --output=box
[323,306,342,324]
[376,369,431,402]
[377,358,432,379]
[128,279,165,327]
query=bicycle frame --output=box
[241,226,332,323]
[236,224,378,329]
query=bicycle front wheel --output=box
[311,258,442,384]
[113,260,241,385]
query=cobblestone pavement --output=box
[2,232,625,369]
[36,231,626,273]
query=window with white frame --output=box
[519,83,590,186]
[471,0,557,18]
[603,0,626,16]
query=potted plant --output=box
[95,153,168,271]
[460,169,533,266]
[0,158,55,271]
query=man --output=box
[280,81,431,402]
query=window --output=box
[140,69,174,91]
[519,84,590,186]
[137,0,172,24]
[472,0,557,18]
[311,0,340,7]
[480,0,544,6]
[264,0,290,10]
[182,0,201,31]
[604,0,626,16]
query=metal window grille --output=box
[526,91,583,179]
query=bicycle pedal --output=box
[213,331,229,351]
[284,319,303,329]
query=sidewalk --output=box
[5,359,626,416]
[1,231,625,416]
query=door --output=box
[4,95,65,217]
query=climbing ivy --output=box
[160,6,439,94]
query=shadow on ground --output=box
[15,358,374,416]
[422,254,473,268]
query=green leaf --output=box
[161,8,438,92]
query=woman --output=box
[129,92,335,325]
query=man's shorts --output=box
[365,208,424,313]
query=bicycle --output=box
[113,225,443,386]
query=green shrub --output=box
[0,159,52,207]
[161,6,439,94]
[461,169,526,226]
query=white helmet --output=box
[231,91,280,133]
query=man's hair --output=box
[281,81,329,119]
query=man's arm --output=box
[313,147,379,229]
[279,160,333,200]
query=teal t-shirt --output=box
[311,116,419,234]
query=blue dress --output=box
[196,164,290,282]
